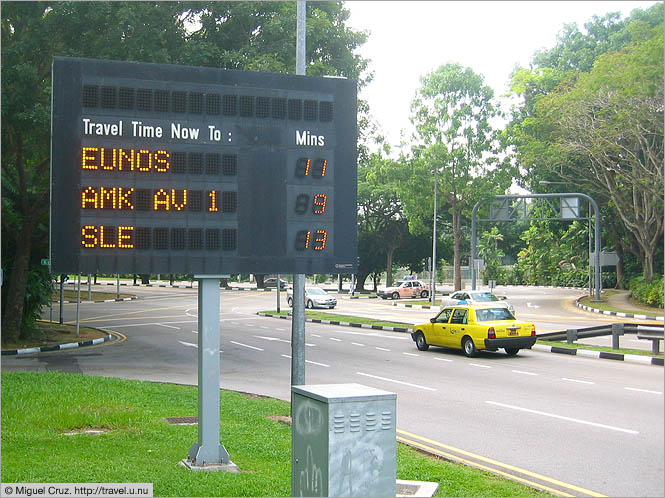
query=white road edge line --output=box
[434,358,453,362]
[469,363,491,368]
[157,323,180,329]
[486,401,639,434]
[624,387,663,395]
[357,372,436,391]
[229,341,264,351]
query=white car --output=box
[439,291,515,315]
[287,287,337,309]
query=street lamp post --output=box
[431,166,437,306]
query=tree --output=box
[1,1,369,341]
[408,63,510,290]
[540,26,664,283]
[506,2,664,284]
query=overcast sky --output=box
[344,1,659,148]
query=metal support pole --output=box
[276,274,281,313]
[291,273,306,389]
[87,273,92,301]
[49,278,53,323]
[431,167,437,305]
[116,274,120,299]
[76,273,81,337]
[588,203,593,297]
[471,202,480,291]
[296,1,306,76]
[188,276,231,467]
[291,0,307,411]
[59,274,65,324]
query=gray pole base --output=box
[180,450,239,473]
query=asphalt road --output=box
[4,285,663,497]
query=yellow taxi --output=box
[411,304,536,357]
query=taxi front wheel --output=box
[462,337,477,357]
[415,332,429,351]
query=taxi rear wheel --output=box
[420,290,429,298]
[505,348,520,356]
[415,332,429,351]
[462,336,477,357]
[392,292,399,300]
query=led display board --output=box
[50,57,357,275]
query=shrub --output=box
[629,276,664,308]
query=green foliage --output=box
[1,1,369,338]
[629,275,664,308]
[505,3,664,284]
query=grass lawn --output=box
[1,321,109,351]
[53,289,134,301]
[1,372,550,497]
[261,310,413,329]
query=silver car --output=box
[439,291,515,315]
[287,287,337,309]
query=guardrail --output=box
[538,323,664,353]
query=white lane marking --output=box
[306,360,330,367]
[486,401,639,435]
[179,341,198,348]
[157,323,180,329]
[260,326,269,329]
[624,387,663,395]
[306,343,316,347]
[351,342,365,347]
[231,322,240,325]
[357,372,436,391]
[330,337,342,342]
[335,330,408,340]
[276,328,286,331]
[469,363,491,369]
[254,335,290,344]
[281,354,291,359]
[230,341,264,351]
[512,370,538,376]
[434,358,453,363]
[562,377,595,385]
[191,330,198,334]
[403,352,419,357]
[311,334,322,338]
[375,347,391,351]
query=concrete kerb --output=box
[575,296,664,322]
[258,313,663,366]
[2,331,121,356]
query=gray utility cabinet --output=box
[292,383,397,497]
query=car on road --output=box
[378,279,430,300]
[287,287,337,309]
[264,277,289,289]
[439,290,515,315]
[411,304,536,357]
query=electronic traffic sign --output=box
[50,57,357,275]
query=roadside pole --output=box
[291,0,307,411]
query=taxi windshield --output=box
[470,292,500,302]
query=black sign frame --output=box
[50,57,357,275]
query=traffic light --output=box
[61,274,69,283]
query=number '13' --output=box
[295,230,327,251]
